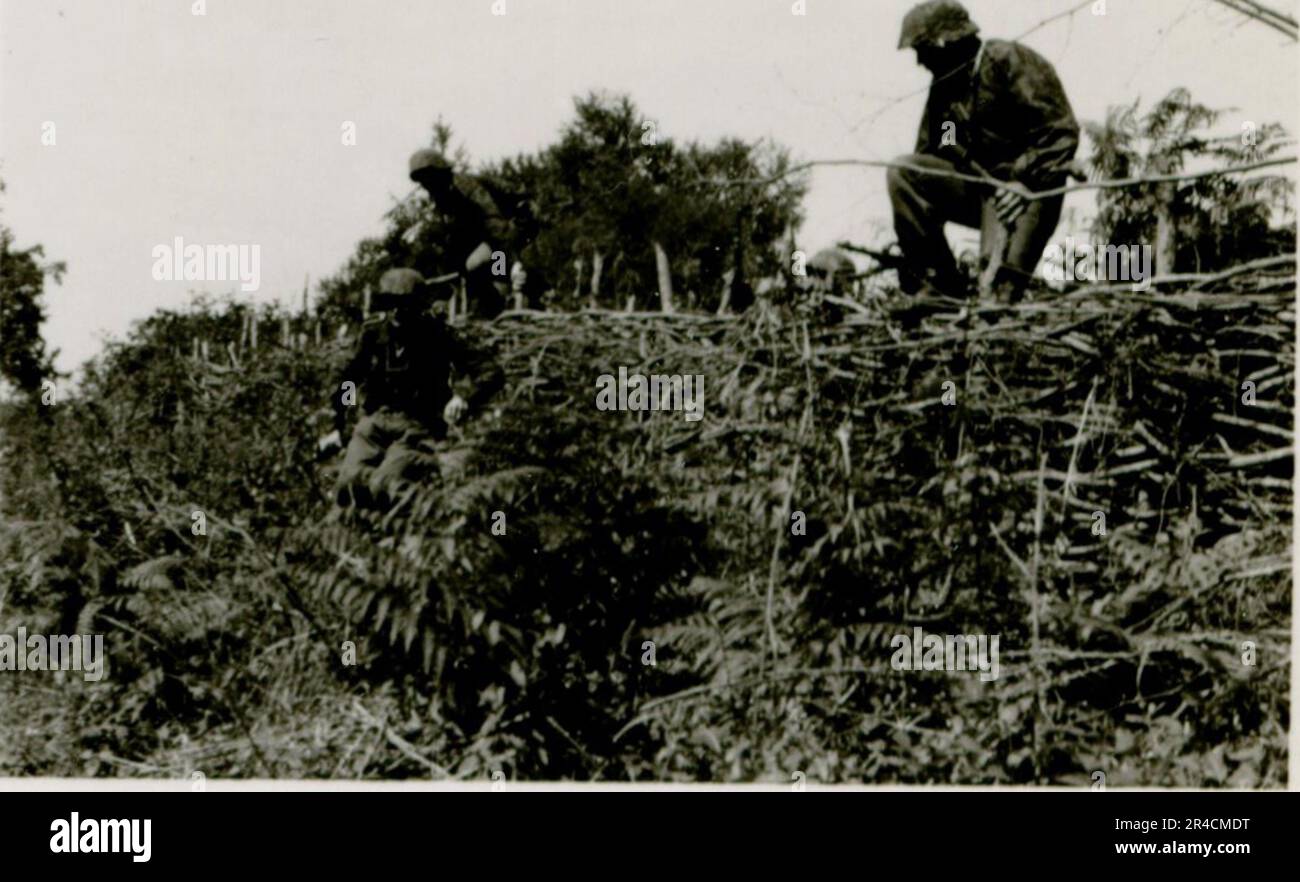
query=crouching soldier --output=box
[804,248,857,321]
[319,268,504,511]
[887,0,1079,302]
[781,248,858,323]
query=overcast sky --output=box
[2,0,1296,373]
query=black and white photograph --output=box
[0,0,1295,817]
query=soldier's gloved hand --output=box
[443,395,468,427]
[317,430,343,456]
[993,183,1031,227]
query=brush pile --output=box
[2,263,1291,784]
[422,261,1293,783]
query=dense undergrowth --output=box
[0,279,1292,784]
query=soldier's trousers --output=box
[336,407,436,511]
[886,153,1064,299]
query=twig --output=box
[1027,448,1049,774]
[614,665,884,743]
[350,700,451,779]
[1210,0,1299,40]
[1058,378,1097,525]
[989,524,1033,584]
[717,156,1296,201]
[1228,446,1293,468]
[1212,411,1293,441]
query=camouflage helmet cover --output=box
[408,148,452,181]
[898,0,979,50]
[808,249,855,279]
[376,268,427,299]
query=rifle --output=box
[835,241,906,278]
[420,271,461,294]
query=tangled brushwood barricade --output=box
[304,258,1293,783]
[0,263,1292,784]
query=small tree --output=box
[322,94,810,315]
[0,179,65,397]
[1086,88,1294,275]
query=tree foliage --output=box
[1085,88,1294,273]
[317,93,807,318]
[0,179,65,396]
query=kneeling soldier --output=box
[888,0,1079,302]
[320,268,504,510]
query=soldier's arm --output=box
[451,185,497,276]
[444,324,504,410]
[914,94,934,155]
[333,322,376,434]
[999,45,1080,193]
[465,241,494,274]
[475,175,520,218]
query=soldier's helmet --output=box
[898,0,979,50]
[408,148,453,182]
[808,249,856,292]
[375,268,426,308]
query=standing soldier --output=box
[319,268,504,511]
[887,0,1080,302]
[408,149,510,319]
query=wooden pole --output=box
[573,254,585,307]
[590,250,604,309]
[653,240,674,313]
